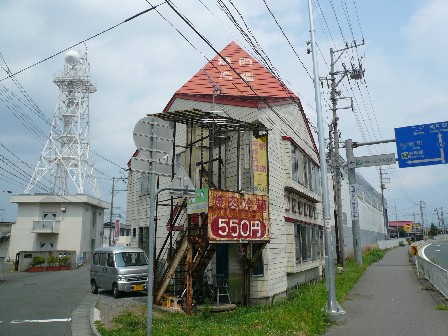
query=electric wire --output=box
[0,3,166,82]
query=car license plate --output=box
[133,284,144,291]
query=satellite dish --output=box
[65,50,80,65]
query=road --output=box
[0,264,90,336]
[423,238,448,271]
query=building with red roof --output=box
[126,41,385,306]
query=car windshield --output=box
[114,252,148,267]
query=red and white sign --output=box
[208,190,270,242]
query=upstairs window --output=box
[42,212,57,221]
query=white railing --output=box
[32,220,60,233]
[414,255,448,299]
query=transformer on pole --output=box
[24,49,100,198]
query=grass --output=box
[436,303,448,311]
[97,247,386,336]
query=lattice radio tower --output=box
[24,49,100,198]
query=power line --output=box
[0,2,166,82]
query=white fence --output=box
[414,254,448,299]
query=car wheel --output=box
[91,280,98,294]
[112,283,120,299]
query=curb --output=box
[90,295,101,336]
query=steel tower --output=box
[24,50,100,198]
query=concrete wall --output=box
[17,250,76,272]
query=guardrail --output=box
[414,254,448,299]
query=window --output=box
[291,197,297,213]
[284,195,290,211]
[106,253,114,267]
[301,225,311,262]
[291,145,298,181]
[99,253,107,266]
[298,201,303,215]
[312,227,319,260]
[132,228,137,238]
[303,156,309,187]
[308,161,313,189]
[251,243,264,276]
[295,224,301,263]
[114,252,148,267]
[93,253,100,265]
[43,212,56,220]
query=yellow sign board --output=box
[404,223,413,232]
[411,245,418,256]
[252,135,268,195]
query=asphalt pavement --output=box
[325,245,448,336]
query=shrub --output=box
[58,255,70,265]
[30,256,45,267]
[47,255,59,266]
[399,240,405,246]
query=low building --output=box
[8,194,109,262]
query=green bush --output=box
[47,255,59,266]
[398,240,405,246]
[58,255,70,265]
[30,256,45,267]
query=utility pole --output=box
[307,0,344,321]
[108,177,127,246]
[441,207,446,235]
[394,198,399,239]
[326,42,364,268]
[379,168,388,239]
[108,177,115,246]
[420,201,425,236]
[345,139,362,265]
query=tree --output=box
[430,223,438,236]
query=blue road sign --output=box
[395,121,448,168]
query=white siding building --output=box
[126,41,385,305]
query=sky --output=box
[0,0,447,228]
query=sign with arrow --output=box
[395,121,448,168]
[347,153,396,169]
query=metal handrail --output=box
[414,254,448,299]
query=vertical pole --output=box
[108,177,115,246]
[147,169,155,336]
[185,241,193,315]
[379,168,388,239]
[237,127,241,191]
[147,123,158,336]
[394,198,399,238]
[420,201,425,236]
[441,207,445,235]
[345,139,362,265]
[208,126,214,187]
[307,0,344,321]
[330,48,345,268]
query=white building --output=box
[126,41,385,305]
[8,194,109,261]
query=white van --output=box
[90,246,148,298]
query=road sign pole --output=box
[345,139,362,265]
[147,123,158,336]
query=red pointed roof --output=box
[174,41,297,100]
